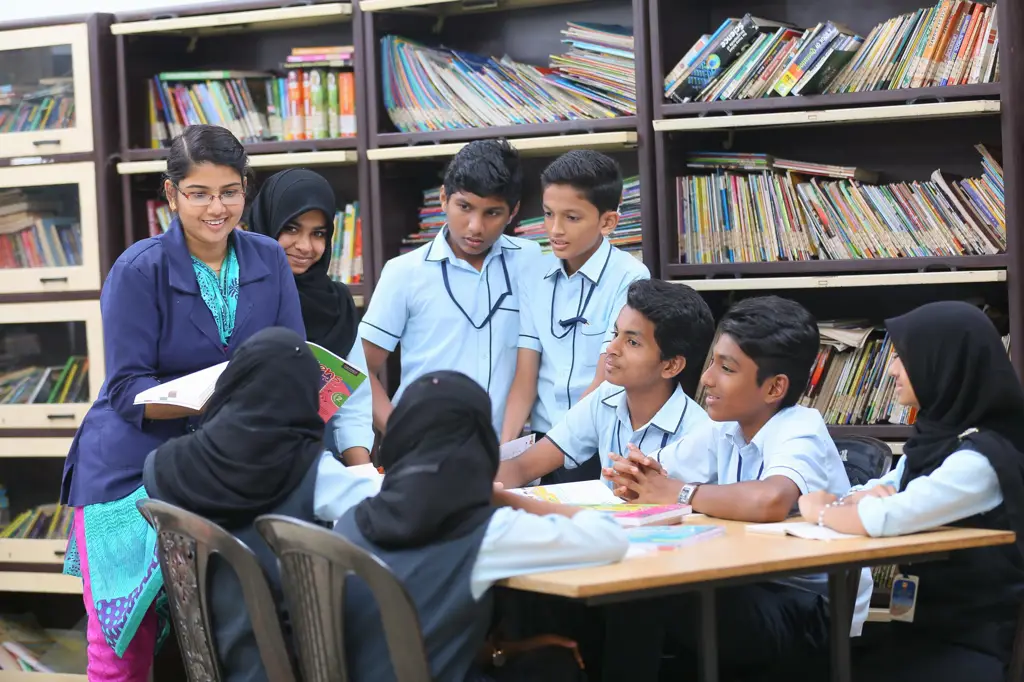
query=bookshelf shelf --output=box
[0,571,80,594]
[0,539,66,566]
[117,149,360,175]
[0,674,86,682]
[360,0,589,13]
[373,116,637,148]
[0,438,73,459]
[664,255,1010,278]
[121,138,358,163]
[673,269,1006,292]
[368,131,637,160]
[653,100,1001,133]
[110,2,353,36]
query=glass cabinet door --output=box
[0,24,93,159]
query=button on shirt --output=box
[546,381,712,484]
[659,405,874,636]
[359,228,541,434]
[518,238,649,433]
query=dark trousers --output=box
[851,625,1005,682]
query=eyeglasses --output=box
[173,184,246,207]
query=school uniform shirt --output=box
[518,238,649,433]
[545,381,713,484]
[359,228,541,433]
[659,405,874,636]
[325,330,375,455]
[853,450,1002,537]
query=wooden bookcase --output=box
[110,0,375,300]
[647,0,1018,447]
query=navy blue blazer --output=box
[61,222,306,507]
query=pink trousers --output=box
[75,508,159,682]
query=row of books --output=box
[0,504,71,540]
[381,21,634,134]
[677,145,1004,264]
[0,357,89,405]
[0,613,85,675]
[147,47,356,147]
[0,80,75,134]
[0,188,82,269]
[665,0,999,103]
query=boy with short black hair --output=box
[360,139,541,436]
[501,151,649,478]
[607,295,873,678]
[496,278,712,489]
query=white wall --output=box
[0,0,222,23]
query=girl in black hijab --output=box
[247,169,372,464]
[798,301,1024,682]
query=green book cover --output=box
[307,341,367,422]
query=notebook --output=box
[625,524,726,558]
[746,520,862,541]
[580,504,692,528]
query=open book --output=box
[133,341,367,423]
[746,520,861,541]
[507,480,623,505]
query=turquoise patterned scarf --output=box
[192,244,240,346]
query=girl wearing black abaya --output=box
[797,301,1024,682]
[247,169,372,465]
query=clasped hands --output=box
[602,443,683,504]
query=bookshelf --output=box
[647,0,1017,445]
[111,0,374,296]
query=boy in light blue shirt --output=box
[359,139,541,436]
[501,151,649,483]
[496,279,714,489]
[606,296,873,679]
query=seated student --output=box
[496,279,715,490]
[247,168,373,464]
[501,151,650,484]
[359,139,541,436]
[606,296,873,678]
[333,370,630,682]
[797,301,1024,682]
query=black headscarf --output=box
[149,327,325,529]
[354,371,499,549]
[886,301,1024,555]
[248,169,359,358]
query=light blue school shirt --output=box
[312,454,630,599]
[359,228,541,434]
[659,405,874,637]
[325,331,374,455]
[519,238,649,433]
[546,381,712,484]
[854,449,1002,537]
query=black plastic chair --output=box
[833,435,893,487]
[254,514,432,682]
[136,499,298,682]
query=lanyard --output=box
[736,451,766,482]
[615,423,671,462]
[549,275,597,340]
[440,254,511,330]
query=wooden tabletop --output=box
[502,516,1016,599]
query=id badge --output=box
[890,574,919,622]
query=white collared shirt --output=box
[359,228,541,433]
[518,238,649,433]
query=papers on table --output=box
[746,520,862,541]
[507,480,623,505]
[133,362,228,411]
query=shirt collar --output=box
[724,407,790,454]
[543,237,612,283]
[600,383,690,434]
[425,226,520,268]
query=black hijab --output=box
[149,327,325,529]
[354,371,499,550]
[248,169,359,358]
[886,301,1024,554]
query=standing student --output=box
[496,279,714,490]
[59,125,305,682]
[247,168,373,464]
[501,152,649,481]
[797,301,1024,682]
[607,296,872,679]
[359,139,541,435]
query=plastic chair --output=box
[254,514,432,682]
[136,499,298,682]
[833,435,893,488]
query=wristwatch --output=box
[678,482,701,505]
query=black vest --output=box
[334,510,493,682]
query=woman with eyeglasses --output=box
[59,124,306,681]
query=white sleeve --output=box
[545,389,602,469]
[312,453,379,523]
[469,508,629,600]
[327,335,375,454]
[358,259,408,352]
[660,419,719,484]
[857,449,1003,537]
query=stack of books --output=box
[0,357,89,406]
[0,189,82,269]
[0,79,75,134]
[327,203,363,285]
[676,146,1005,264]
[664,1,1000,103]
[1,504,72,540]
[549,22,635,116]
[400,187,445,254]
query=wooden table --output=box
[502,517,1016,682]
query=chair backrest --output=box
[254,514,432,682]
[833,436,893,487]
[136,499,297,682]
